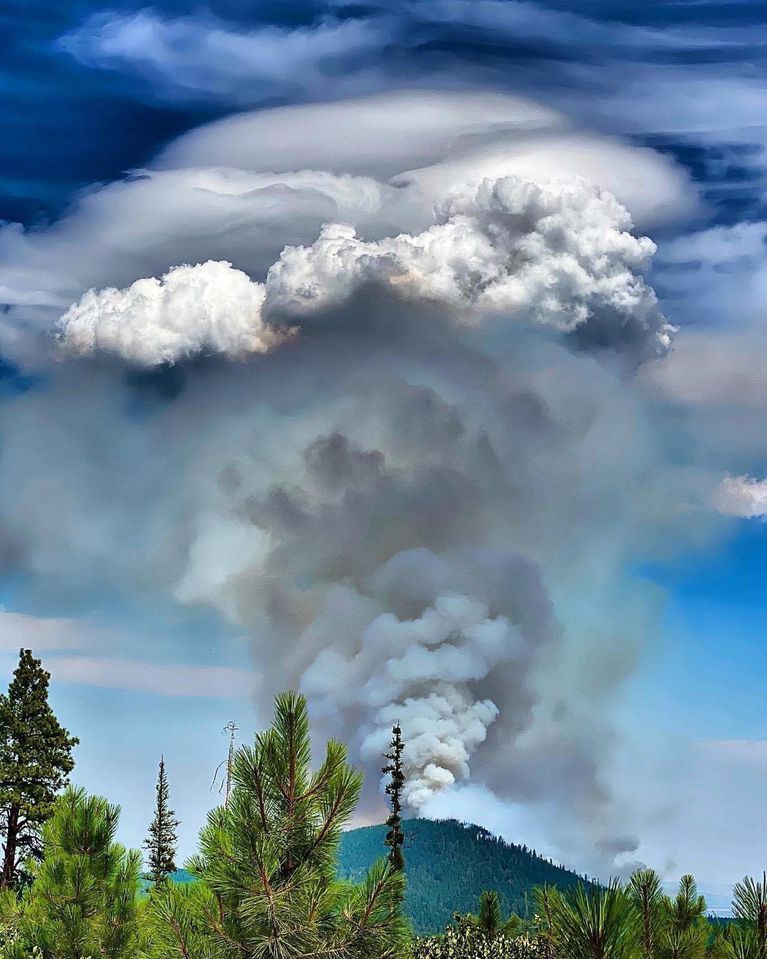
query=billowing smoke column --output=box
[0,90,707,873]
[52,173,667,820]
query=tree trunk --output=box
[0,804,19,889]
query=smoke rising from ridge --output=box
[0,89,736,874]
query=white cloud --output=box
[59,10,389,102]
[712,474,767,518]
[160,90,695,229]
[0,166,384,311]
[158,89,561,179]
[57,175,668,365]
[266,176,664,351]
[0,90,696,367]
[58,260,290,366]
[47,655,254,699]
[0,86,728,875]
[653,222,767,329]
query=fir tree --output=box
[144,756,179,884]
[0,648,78,890]
[382,722,406,872]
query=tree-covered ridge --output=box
[338,818,590,935]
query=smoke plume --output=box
[0,89,727,873]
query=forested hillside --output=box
[338,818,590,934]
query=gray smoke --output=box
[0,89,722,874]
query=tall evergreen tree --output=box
[4,786,144,958]
[144,756,179,884]
[382,723,406,872]
[0,648,78,889]
[659,874,707,959]
[629,869,664,959]
[147,691,407,958]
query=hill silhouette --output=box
[337,818,589,935]
[158,819,588,934]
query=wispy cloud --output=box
[0,609,93,652]
[59,10,392,103]
[711,475,767,518]
[46,655,254,700]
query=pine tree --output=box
[5,786,144,958]
[629,868,664,959]
[144,756,179,884]
[547,880,639,959]
[732,873,767,958]
[148,691,407,958]
[0,648,78,889]
[382,722,406,872]
[454,890,523,939]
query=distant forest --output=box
[338,819,588,934]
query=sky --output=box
[2,0,767,893]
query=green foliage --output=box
[714,873,767,959]
[712,923,762,959]
[411,924,546,959]
[625,870,710,959]
[456,890,524,938]
[143,881,222,959]
[733,875,767,958]
[0,888,19,952]
[145,691,407,958]
[547,880,640,959]
[534,884,558,959]
[0,649,78,889]
[382,724,405,873]
[144,758,179,885]
[339,819,589,935]
[658,875,708,959]
[629,870,664,959]
[3,785,144,959]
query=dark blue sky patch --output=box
[0,355,38,395]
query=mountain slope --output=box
[338,818,588,935]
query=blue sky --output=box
[2,0,767,886]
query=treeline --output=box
[412,873,767,959]
[1,648,767,959]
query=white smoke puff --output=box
[173,512,271,616]
[266,175,666,349]
[58,260,291,365]
[360,686,500,809]
[302,594,527,806]
[712,474,767,518]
